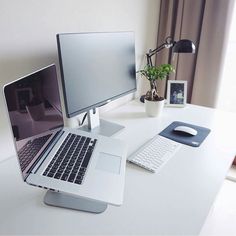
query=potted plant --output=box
[138,64,175,117]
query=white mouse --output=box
[174,126,198,136]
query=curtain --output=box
[155,0,235,107]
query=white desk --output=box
[0,100,236,235]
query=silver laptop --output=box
[3,64,127,206]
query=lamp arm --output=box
[147,43,167,58]
[146,36,176,66]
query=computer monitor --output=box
[56,31,136,136]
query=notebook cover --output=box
[159,121,211,147]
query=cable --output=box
[80,113,87,126]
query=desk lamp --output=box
[140,36,195,102]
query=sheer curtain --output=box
[155,0,234,107]
[215,4,236,112]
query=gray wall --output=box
[0,0,160,160]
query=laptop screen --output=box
[4,64,64,177]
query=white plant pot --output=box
[144,99,165,117]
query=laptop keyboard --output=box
[18,134,52,172]
[43,133,97,185]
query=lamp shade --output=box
[172,39,195,53]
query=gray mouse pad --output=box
[159,121,211,147]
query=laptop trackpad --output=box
[96,152,121,174]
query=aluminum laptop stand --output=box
[44,190,107,213]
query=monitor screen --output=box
[57,31,136,118]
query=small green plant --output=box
[138,64,175,101]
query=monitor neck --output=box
[87,108,100,130]
[78,107,124,137]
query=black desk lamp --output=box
[146,36,195,66]
[140,36,195,102]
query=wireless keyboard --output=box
[128,135,182,173]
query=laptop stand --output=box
[44,190,108,213]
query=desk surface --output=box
[0,100,236,235]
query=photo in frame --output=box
[166,80,187,107]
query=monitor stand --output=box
[44,190,107,213]
[79,108,124,137]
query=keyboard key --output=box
[68,174,76,182]
[61,174,69,181]
[54,173,62,179]
[76,175,83,180]
[75,179,82,184]
[47,172,54,177]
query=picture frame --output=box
[166,80,187,107]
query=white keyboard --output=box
[128,135,182,173]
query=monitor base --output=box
[44,190,108,213]
[80,119,124,137]
[79,108,124,137]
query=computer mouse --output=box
[173,126,198,136]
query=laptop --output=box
[3,64,127,206]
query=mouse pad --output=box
[159,121,211,147]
